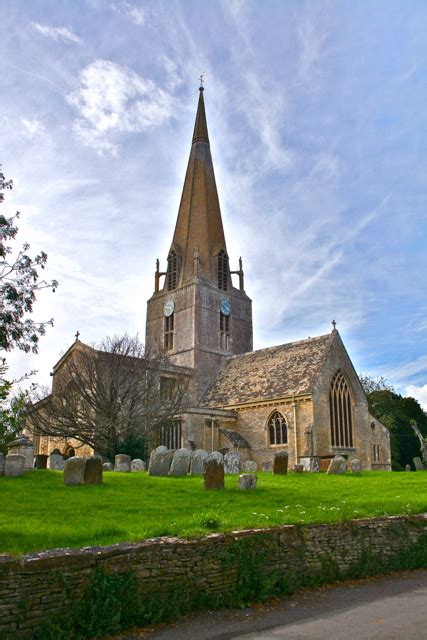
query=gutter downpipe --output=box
[292,397,298,464]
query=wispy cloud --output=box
[110,2,145,26]
[32,22,82,45]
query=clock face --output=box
[164,300,175,317]
[220,299,231,316]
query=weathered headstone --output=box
[405,464,411,472]
[243,460,257,472]
[49,452,65,470]
[84,456,103,484]
[0,453,5,476]
[239,473,257,490]
[350,459,362,474]
[7,436,35,471]
[63,457,86,485]
[262,461,273,472]
[413,457,424,471]
[169,448,191,476]
[224,451,241,474]
[273,450,288,475]
[148,446,173,476]
[131,459,146,472]
[4,454,25,477]
[292,464,304,473]
[35,454,48,470]
[103,462,114,471]
[114,454,131,472]
[190,449,208,475]
[203,452,224,490]
[210,451,224,464]
[327,455,347,475]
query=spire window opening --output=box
[218,250,229,291]
[220,312,230,350]
[268,411,288,446]
[329,371,354,448]
[164,313,174,351]
[167,251,177,291]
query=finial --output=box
[332,320,337,331]
[75,330,80,341]
[199,73,205,90]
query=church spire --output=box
[166,86,228,287]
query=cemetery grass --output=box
[1,471,426,555]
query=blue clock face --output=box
[164,300,175,317]
[220,299,231,316]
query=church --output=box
[34,86,391,472]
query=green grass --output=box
[0,470,426,556]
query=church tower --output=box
[145,86,253,397]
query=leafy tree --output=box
[360,374,427,470]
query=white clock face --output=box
[220,299,231,316]
[164,300,175,317]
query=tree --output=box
[28,334,189,460]
[360,374,427,469]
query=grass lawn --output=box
[1,470,426,556]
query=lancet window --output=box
[220,312,230,350]
[164,313,174,351]
[167,250,178,290]
[329,371,354,448]
[156,420,182,449]
[268,411,288,446]
[218,250,229,291]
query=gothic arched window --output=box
[329,371,354,448]
[167,250,177,291]
[218,250,228,291]
[268,411,288,446]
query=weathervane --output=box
[199,73,205,88]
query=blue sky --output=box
[1,0,426,408]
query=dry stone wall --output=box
[0,514,425,638]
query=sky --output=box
[1,0,426,408]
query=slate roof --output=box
[204,333,334,408]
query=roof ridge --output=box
[226,333,331,362]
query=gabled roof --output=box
[203,333,334,408]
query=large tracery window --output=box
[167,250,177,291]
[218,250,229,291]
[329,371,354,448]
[268,411,288,446]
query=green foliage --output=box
[114,432,148,462]
[0,358,34,454]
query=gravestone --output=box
[103,462,114,471]
[0,453,4,476]
[273,451,288,475]
[148,446,174,476]
[350,459,362,474]
[327,455,347,475]
[224,452,241,474]
[190,449,208,475]
[413,457,424,471]
[203,452,224,490]
[114,454,131,472]
[35,454,48,469]
[4,454,25,477]
[8,436,35,471]
[405,464,411,472]
[262,461,273,472]
[239,474,257,490]
[49,452,65,470]
[131,459,146,472]
[169,448,191,476]
[63,457,86,485]
[210,451,224,464]
[293,464,304,473]
[243,460,257,472]
[84,456,103,484]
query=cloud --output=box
[110,2,145,26]
[68,60,172,154]
[20,118,45,139]
[32,22,82,45]
[406,384,427,411]
[382,356,427,383]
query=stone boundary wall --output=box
[1,514,426,638]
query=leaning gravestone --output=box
[103,462,114,471]
[114,454,131,472]
[35,454,48,470]
[413,457,424,471]
[203,452,224,490]
[293,464,304,473]
[327,455,347,475]
[224,452,241,474]
[0,453,4,476]
[243,460,257,472]
[239,474,257,490]
[4,454,25,477]
[49,451,65,470]
[350,459,362,474]
[405,464,411,472]
[84,456,103,484]
[273,451,288,475]
[148,446,174,476]
[63,457,86,485]
[169,448,191,476]
[131,459,146,472]
[190,449,208,475]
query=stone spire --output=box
[167,87,227,286]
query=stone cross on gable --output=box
[75,330,80,341]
